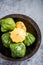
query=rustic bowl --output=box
[0,14,41,61]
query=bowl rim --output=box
[0,14,41,61]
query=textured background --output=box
[0,0,43,65]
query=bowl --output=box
[0,14,41,61]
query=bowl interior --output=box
[0,14,41,61]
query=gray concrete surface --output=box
[0,0,43,65]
